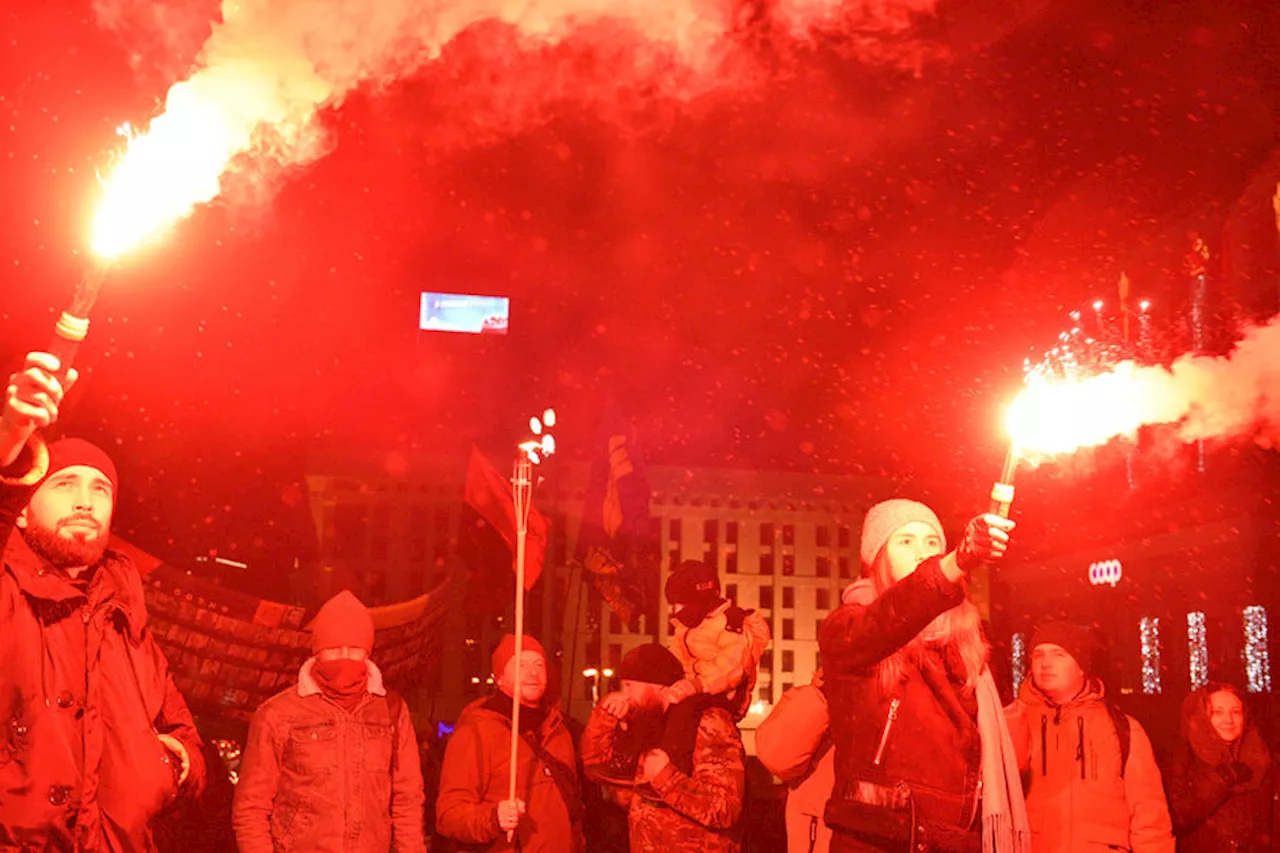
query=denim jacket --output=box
[232,659,426,853]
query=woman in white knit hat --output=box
[818,500,1028,853]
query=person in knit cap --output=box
[233,589,426,853]
[582,643,745,853]
[436,633,584,852]
[0,351,206,852]
[1006,620,1174,853]
[1164,682,1275,853]
[818,498,1028,853]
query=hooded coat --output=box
[0,437,205,852]
[1163,687,1275,853]
[1008,677,1174,852]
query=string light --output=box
[1187,612,1208,692]
[1140,616,1161,695]
[1243,605,1271,694]
[1011,632,1027,696]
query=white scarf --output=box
[975,667,1031,853]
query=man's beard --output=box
[23,517,108,569]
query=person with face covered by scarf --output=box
[819,498,1028,853]
[1164,683,1275,853]
[233,590,426,853]
[1,351,206,852]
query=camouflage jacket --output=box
[581,703,744,853]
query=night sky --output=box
[2,0,1278,573]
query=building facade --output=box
[304,452,896,741]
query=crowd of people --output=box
[2,348,1277,852]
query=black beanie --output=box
[617,643,684,687]
[1031,621,1097,675]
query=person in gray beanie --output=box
[818,498,1026,853]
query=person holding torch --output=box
[0,352,206,852]
[818,500,1028,853]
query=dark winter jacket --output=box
[232,659,426,853]
[1164,687,1275,853]
[436,694,584,853]
[581,703,745,853]
[1007,678,1174,852]
[0,436,206,853]
[817,558,983,853]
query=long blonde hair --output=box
[868,548,989,696]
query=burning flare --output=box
[1004,317,1280,459]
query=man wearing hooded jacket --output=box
[1006,621,1174,853]
[233,589,426,853]
[0,352,206,852]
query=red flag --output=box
[464,446,548,590]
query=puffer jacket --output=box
[435,694,584,853]
[1007,678,1174,853]
[232,658,426,853]
[581,702,744,853]
[1,437,206,853]
[670,601,771,719]
[818,558,983,853]
[755,683,833,853]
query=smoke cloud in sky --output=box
[92,0,945,179]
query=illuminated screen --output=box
[419,292,509,335]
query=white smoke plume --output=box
[86,0,945,253]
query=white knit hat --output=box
[859,499,946,569]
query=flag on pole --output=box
[464,445,548,590]
[575,407,657,625]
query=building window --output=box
[758,686,771,701]
[782,587,795,609]
[760,524,774,546]
[1187,612,1208,692]
[783,619,795,640]
[726,521,739,544]
[837,525,851,548]
[816,556,830,578]
[1244,605,1272,693]
[782,555,795,576]
[783,525,795,546]
[780,680,793,693]
[1140,616,1161,695]
[704,519,718,544]
[816,526,830,547]
[816,588,830,611]
[759,554,772,575]
[1011,632,1027,696]
[725,552,738,574]
[760,649,773,671]
[759,586,774,610]
[838,557,852,579]
[669,518,682,542]
[609,612,622,634]
[782,650,795,672]
[725,584,738,602]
